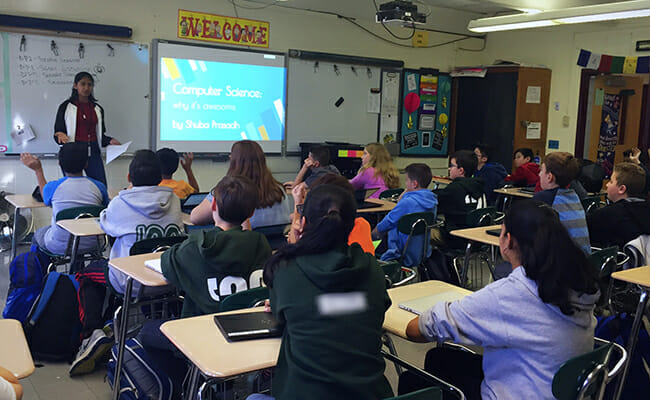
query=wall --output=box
[1,0,478,225]
[455,18,650,155]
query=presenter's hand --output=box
[20,153,42,171]
[180,153,194,170]
[55,132,69,144]
[109,138,121,145]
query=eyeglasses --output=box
[448,164,458,169]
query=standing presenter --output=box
[54,71,120,185]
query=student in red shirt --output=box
[504,147,539,188]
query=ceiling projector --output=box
[376,1,426,25]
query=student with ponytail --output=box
[250,185,393,400]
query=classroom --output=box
[1,0,650,399]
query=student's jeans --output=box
[59,141,107,186]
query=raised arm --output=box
[20,153,47,198]
[180,152,200,192]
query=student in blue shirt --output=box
[21,142,109,255]
[372,163,437,266]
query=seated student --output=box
[156,148,199,199]
[288,173,375,255]
[251,185,393,400]
[100,149,184,294]
[190,140,291,229]
[350,143,400,199]
[161,175,272,317]
[284,145,340,188]
[20,143,109,255]
[372,163,437,266]
[406,200,599,400]
[623,147,650,196]
[473,143,507,205]
[434,150,484,240]
[504,147,540,188]
[533,152,591,254]
[588,162,650,248]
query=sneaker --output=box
[69,329,114,376]
[102,320,114,338]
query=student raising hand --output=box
[20,153,42,171]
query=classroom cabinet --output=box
[450,66,551,172]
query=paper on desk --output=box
[106,141,132,164]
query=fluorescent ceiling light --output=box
[468,0,650,33]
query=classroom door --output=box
[587,75,644,176]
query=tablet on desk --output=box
[398,292,468,315]
[486,228,501,237]
[354,190,380,209]
[214,312,283,341]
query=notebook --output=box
[214,311,283,342]
[486,228,501,237]
[398,291,468,315]
[354,190,381,210]
[144,258,162,274]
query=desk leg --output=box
[69,235,81,272]
[112,277,133,400]
[185,364,201,400]
[11,206,19,260]
[613,289,649,400]
[460,242,472,288]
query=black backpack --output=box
[419,248,460,286]
[24,271,81,362]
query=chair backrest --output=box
[384,387,442,400]
[397,212,436,266]
[588,246,619,279]
[552,343,613,400]
[379,188,405,200]
[465,207,496,228]
[129,235,188,256]
[581,196,602,216]
[219,286,269,312]
[55,205,106,221]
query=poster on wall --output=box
[178,9,269,48]
[597,93,620,178]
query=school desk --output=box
[450,224,502,289]
[431,176,452,189]
[108,252,170,400]
[493,187,534,211]
[56,217,105,267]
[0,319,35,379]
[160,280,470,400]
[5,194,47,260]
[357,198,396,214]
[611,266,650,400]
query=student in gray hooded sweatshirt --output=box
[406,200,599,400]
[100,149,184,294]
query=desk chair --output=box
[552,338,627,400]
[456,207,498,290]
[379,188,404,202]
[588,247,630,314]
[581,195,603,216]
[397,212,438,279]
[219,286,269,312]
[44,204,107,273]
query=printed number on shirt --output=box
[206,269,264,301]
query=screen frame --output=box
[151,39,288,155]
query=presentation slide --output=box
[154,42,286,153]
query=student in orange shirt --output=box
[288,173,375,255]
[156,148,199,199]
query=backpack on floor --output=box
[24,271,81,362]
[419,248,460,285]
[107,338,174,400]
[3,245,49,323]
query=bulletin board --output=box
[399,69,451,156]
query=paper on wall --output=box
[368,91,380,113]
[106,141,132,164]
[526,86,541,104]
[526,122,541,139]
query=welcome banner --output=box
[178,9,270,48]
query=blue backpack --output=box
[3,245,48,322]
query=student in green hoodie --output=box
[161,175,272,317]
[248,185,393,400]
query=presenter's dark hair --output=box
[211,175,258,225]
[450,150,478,177]
[59,142,89,174]
[69,71,97,102]
[503,200,598,315]
[514,148,534,162]
[156,148,180,176]
[228,140,284,208]
[405,163,432,188]
[129,150,162,186]
[309,146,331,166]
[263,185,355,287]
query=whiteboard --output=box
[286,57,381,153]
[0,32,149,154]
